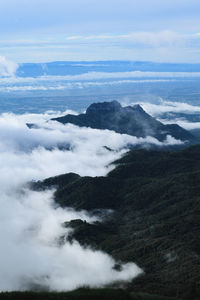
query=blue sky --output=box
[1,0,200,62]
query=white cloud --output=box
[122,31,182,47]
[0,112,183,181]
[0,56,18,77]
[0,109,185,291]
[0,85,66,92]
[159,118,200,130]
[138,100,200,117]
[0,79,175,92]
[0,188,142,291]
[124,100,200,130]
[0,71,199,89]
[0,111,145,291]
[66,31,182,47]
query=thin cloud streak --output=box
[66,30,182,47]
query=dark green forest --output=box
[0,288,177,300]
[31,145,200,300]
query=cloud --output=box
[0,79,175,92]
[0,31,192,63]
[0,110,145,291]
[0,69,198,94]
[123,100,200,130]
[0,112,183,181]
[0,85,67,92]
[0,108,185,291]
[0,188,142,291]
[66,30,182,47]
[0,71,199,93]
[122,31,182,47]
[0,56,18,77]
[139,100,200,117]
[53,71,200,80]
[159,119,200,130]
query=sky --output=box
[1,0,200,62]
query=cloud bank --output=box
[0,187,142,291]
[0,110,145,291]
[0,111,183,182]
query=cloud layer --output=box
[0,70,198,93]
[0,187,142,291]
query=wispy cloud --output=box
[0,56,18,77]
[2,71,200,85]
[66,30,182,47]
[129,100,200,130]
[0,30,200,62]
[0,69,199,92]
[0,80,175,92]
[140,100,200,116]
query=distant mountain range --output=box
[16,61,200,77]
[32,144,200,300]
[52,101,195,143]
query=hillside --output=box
[32,145,200,300]
[52,101,195,142]
[0,288,177,300]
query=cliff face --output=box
[52,101,194,142]
[32,145,200,300]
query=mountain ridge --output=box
[31,144,200,299]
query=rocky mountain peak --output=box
[132,104,146,113]
[86,100,122,114]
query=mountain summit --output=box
[52,101,194,142]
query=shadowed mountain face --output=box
[52,101,194,142]
[32,145,200,300]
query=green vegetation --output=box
[0,288,177,300]
[32,145,200,300]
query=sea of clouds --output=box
[0,56,199,292]
[0,106,185,292]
